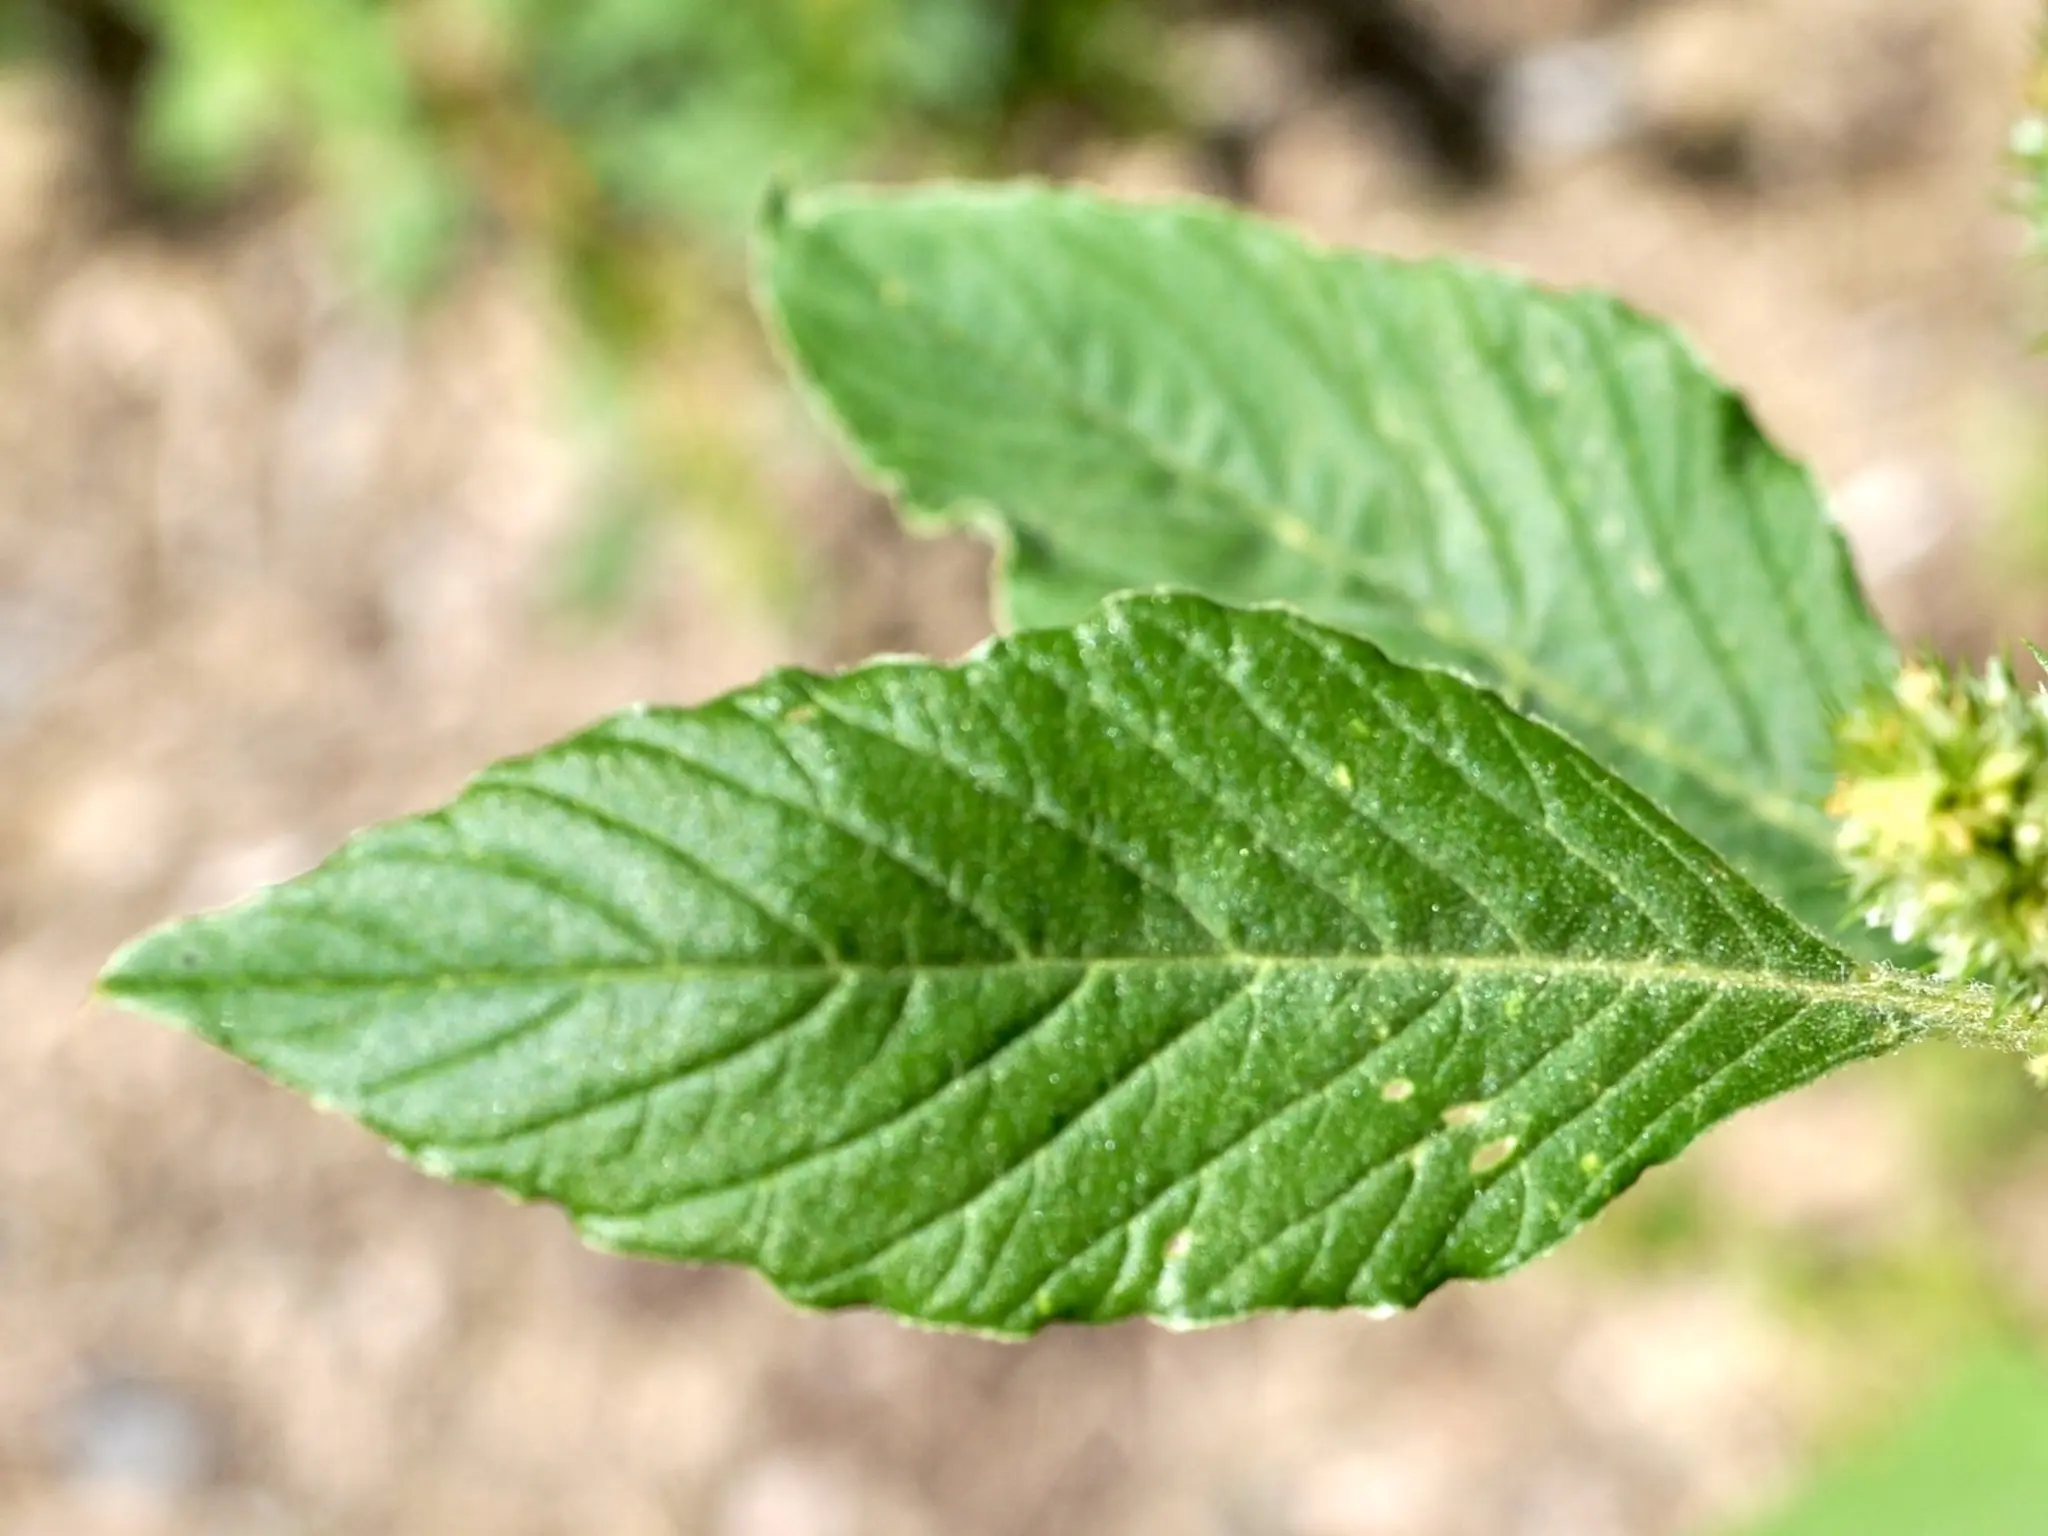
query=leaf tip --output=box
[93,916,224,1041]
[95,925,171,1004]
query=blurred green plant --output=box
[27,0,1170,611]
[0,6,47,59]
[1735,1348,2048,1535]
[107,0,1165,294]
[135,0,463,294]
[2018,43,2048,255]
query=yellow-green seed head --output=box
[1832,654,2048,1005]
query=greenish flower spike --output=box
[1831,655,2048,1005]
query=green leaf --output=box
[1737,1349,2048,1535]
[102,595,1980,1335]
[759,184,1898,949]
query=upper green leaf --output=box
[103,595,1980,1335]
[759,184,1898,949]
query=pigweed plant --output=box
[101,178,2048,1335]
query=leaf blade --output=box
[102,596,1969,1334]
[759,184,1898,948]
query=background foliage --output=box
[24,0,1170,607]
[70,0,1163,287]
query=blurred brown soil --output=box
[4,2,2048,1532]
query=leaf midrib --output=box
[109,949,1981,1028]
[784,208,1833,853]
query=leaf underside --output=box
[760,184,1900,953]
[103,596,1960,1336]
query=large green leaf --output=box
[759,185,1898,949]
[102,596,1981,1334]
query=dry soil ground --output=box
[5,2,2048,1532]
